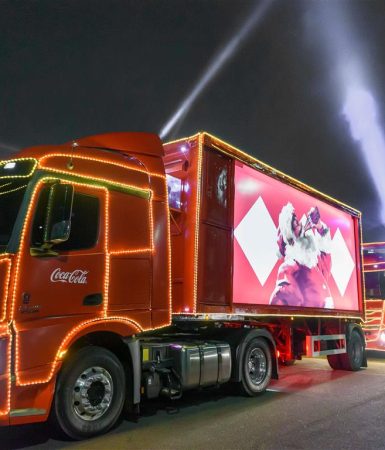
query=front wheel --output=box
[51,346,126,440]
[239,337,272,396]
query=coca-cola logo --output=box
[50,268,88,284]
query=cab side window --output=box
[32,186,100,251]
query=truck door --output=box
[13,181,106,383]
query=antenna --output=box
[67,141,78,170]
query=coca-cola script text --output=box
[50,268,88,284]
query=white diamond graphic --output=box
[331,228,355,296]
[234,197,278,286]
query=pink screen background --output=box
[233,162,360,311]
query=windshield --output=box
[0,158,37,252]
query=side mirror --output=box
[43,183,74,244]
[30,183,74,256]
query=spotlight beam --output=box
[160,0,274,139]
[343,88,385,223]
[0,141,18,153]
[310,1,385,225]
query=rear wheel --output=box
[239,338,272,396]
[341,330,365,371]
[52,346,126,440]
[327,330,364,371]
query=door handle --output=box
[83,293,103,306]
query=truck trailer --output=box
[0,131,366,439]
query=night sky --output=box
[1,0,385,241]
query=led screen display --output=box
[233,162,360,311]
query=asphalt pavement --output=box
[2,353,385,450]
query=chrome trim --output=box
[10,408,46,417]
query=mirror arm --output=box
[30,244,58,257]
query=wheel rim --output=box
[247,347,267,386]
[72,366,114,421]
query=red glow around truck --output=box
[0,131,366,439]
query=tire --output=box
[327,355,342,370]
[327,330,364,371]
[341,330,365,371]
[239,338,272,396]
[327,354,342,370]
[51,346,126,440]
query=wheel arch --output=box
[56,320,142,414]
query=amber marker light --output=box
[192,133,204,313]
[149,194,155,251]
[38,164,151,198]
[39,153,166,180]
[206,132,361,216]
[15,317,143,386]
[0,329,12,417]
[110,249,152,255]
[0,158,37,179]
[173,311,364,320]
[0,259,12,323]
[103,188,110,318]
[164,177,173,324]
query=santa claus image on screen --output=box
[269,202,334,309]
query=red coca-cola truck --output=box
[0,131,365,439]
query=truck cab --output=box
[0,132,171,430]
